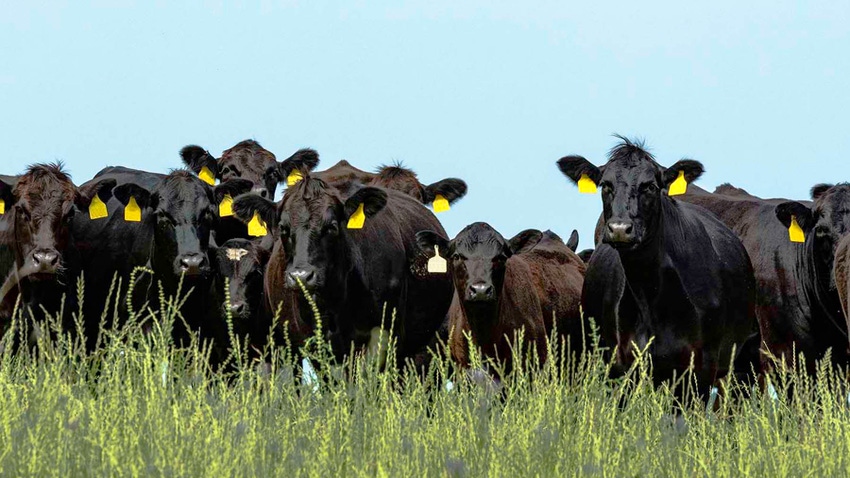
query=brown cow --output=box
[0,164,115,333]
[416,225,585,374]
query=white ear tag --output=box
[427,245,447,274]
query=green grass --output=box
[1,279,850,477]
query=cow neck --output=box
[461,298,501,349]
[799,236,848,342]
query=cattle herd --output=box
[2,136,850,393]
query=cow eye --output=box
[279,223,291,238]
[17,206,31,221]
[640,182,657,193]
[324,221,339,236]
[600,182,613,194]
[451,253,465,261]
[815,225,831,238]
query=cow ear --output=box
[557,155,602,189]
[113,183,156,210]
[776,201,814,231]
[577,248,594,263]
[415,230,451,255]
[664,159,704,188]
[344,187,387,222]
[508,229,543,255]
[232,193,278,229]
[181,145,218,178]
[566,229,579,252]
[811,184,833,200]
[0,177,16,209]
[213,179,254,203]
[423,178,468,205]
[278,148,319,185]
[76,178,117,209]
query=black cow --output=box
[210,238,274,357]
[674,183,850,370]
[835,234,850,346]
[0,164,114,341]
[232,174,454,362]
[181,140,319,244]
[71,167,252,349]
[557,138,759,392]
[416,225,585,374]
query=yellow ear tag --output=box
[427,245,447,274]
[219,194,234,217]
[124,196,142,222]
[577,174,597,194]
[199,166,216,186]
[88,194,108,220]
[432,194,450,213]
[248,211,268,237]
[286,169,303,187]
[789,215,805,243]
[0,199,5,215]
[668,170,688,196]
[347,203,366,229]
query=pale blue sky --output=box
[2,2,848,249]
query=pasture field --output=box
[0,282,849,477]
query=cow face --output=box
[2,164,114,278]
[232,177,386,295]
[417,225,541,304]
[113,172,252,279]
[558,139,703,250]
[182,140,317,200]
[776,184,850,288]
[213,238,268,322]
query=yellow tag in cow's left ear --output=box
[88,194,108,220]
[789,215,805,243]
[124,196,142,222]
[286,169,303,187]
[577,174,597,194]
[347,203,366,229]
[0,199,5,215]
[432,194,450,213]
[668,170,688,196]
[199,166,216,186]
[248,211,268,237]
[219,194,234,217]
[427,245,447,274]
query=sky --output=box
[2,1,848,249]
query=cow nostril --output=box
[255,188,269,198]
[230,302,246,315]
[288,268,316,286]
[33,251,59,267]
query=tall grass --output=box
[1,280,850,476]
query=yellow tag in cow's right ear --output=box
[124,196,142,222]
[668,170,688,196]
[287,169,303,187]
[427,245,447,274]
[0,199,5,215]
[199,166,216,186]
[219,194,234,217]
[577,174,597,194]
[347,203,366,229]
[789,215,805,243]
[432,194,450,213]
[247,211,268,237]
[88,194,108,220]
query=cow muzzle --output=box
[177,253,207,276]
[604,221,636,245]
[30,249,61,275]
[466,282,495,302]
[286,267,318,290]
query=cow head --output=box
[182,140,318,200]
[776,183,850,289]
[212,238,269,323]
[417,224,541,305]
[232,176,386,305]
[1,164,115,279]
[112,171,252,279]
[557,138,703,250]
[369,163,468,206]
